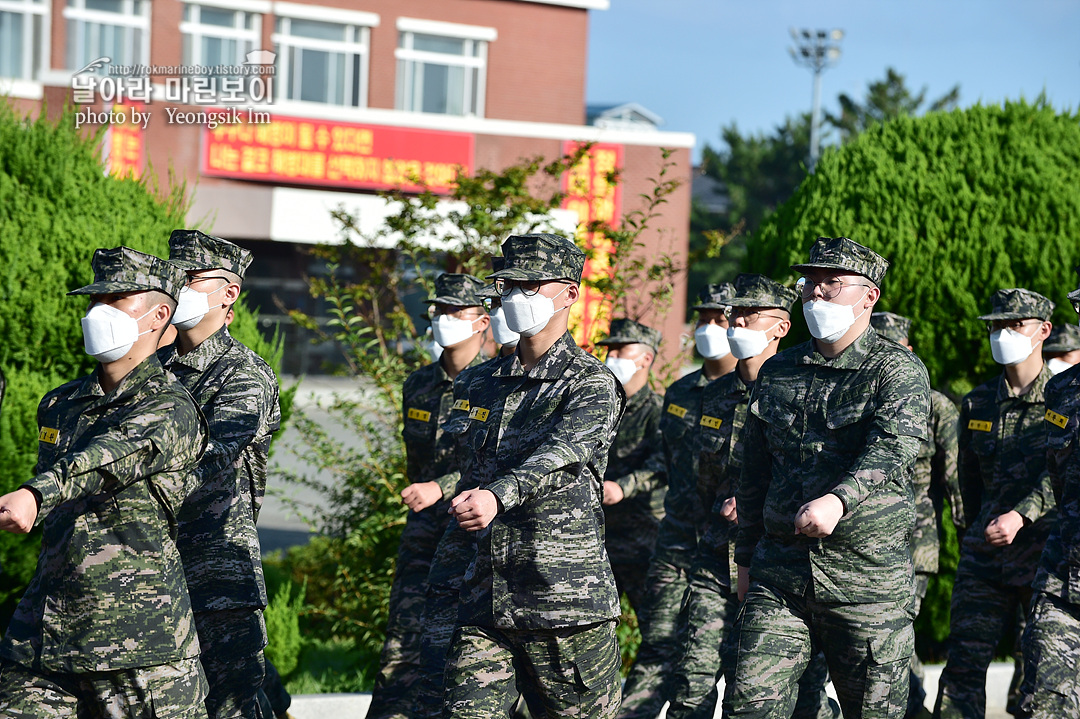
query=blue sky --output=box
[587,0,1080,162]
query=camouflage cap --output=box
[168,229,253,279]
[425,273,485,307]
[595,318,662,351]
[1044,324,1080,354]
[476,256,504,300]
[726,273,799,312]
[870,312,912,344]
[68,246,186,301]
[691,282,736,311]
[1066,264,1080,309]
[977,288,1055,322]
[791,237,889,285]
[488,233,585,283]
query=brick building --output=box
[1,0,694,373]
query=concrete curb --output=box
[287,663,1017,718]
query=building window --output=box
[181,2,263,73]
[65,0,149,73]
[273,11,372,107]
[395,19,493,117]
[0,0,47,81]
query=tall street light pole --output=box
[789,28,844,173]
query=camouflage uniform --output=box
[162,230,282,719]
[596,319,667,613]
[619,285,734,719]
[442,234,626,718]
[667,275,836,719]
[0,248,210,719]
[871,311,962,717]
[725,238,931,719]
[369,273,486,719]
[1022,283,1080,717]
[935,289,1057,719]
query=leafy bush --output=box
[264,580,306,677]
[747,99,1080,398]
[0,100,285,627]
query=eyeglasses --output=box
[731,309,785,325]
[796,276,872,301]
[427,305,483,320]
[985,319,1041,334]
[185,275,230,287]
[494,279,568,298]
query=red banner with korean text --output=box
[563,142,623,348]
[106,102,144,178]
[200,114,474,194]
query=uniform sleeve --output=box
[487,372,625,512]
[25,392,207,525]
[930,393,963,527]
[1013,414,1056,522]
[734,407,769,568]
[829,357,931,513]
[199,366,279,516]
[612,405,666,498]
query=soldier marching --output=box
[4,231,1080,719]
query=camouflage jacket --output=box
[1035,363,1080,602]
[603,385,666,567]
[454,332,626,629]
[654,368,721,568]
[912,389,961,573]
[160,326,280,612]
[693,369,754,588]
[1,355,207,672]
[735,328,930,604]
[957,365,1055,586]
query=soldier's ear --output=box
[223,282,242,304]
[774,318,791,340]
[563,283,580,307]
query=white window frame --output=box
[395,17,495,118]
[64,0,150,73]
[0,0,49,82]
[271,6,376,108]
[181,0,266,71]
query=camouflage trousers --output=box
[195,608,268,719]
[0,657,208,719]
[908,572,931,717]
[666,568,838,719]
[724,580,913,719]
[934,563,1032,719]
[370,502,452,719]
[256,659,291,719]
[619,558,691,719]
[443,621,621,719]
[1018,591,1080,718]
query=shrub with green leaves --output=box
[748,99,1080,399]
[0,101,285,625]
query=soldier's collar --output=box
[78,353,165,403]
[798,326,877,369]
[996,362,1053,403]
[495,331,577,379]
[168,325,232,372]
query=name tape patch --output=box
[452,399,471,412]
[38,427,59,444]
[700,415,723,430]
[968,420,993,432]
[667,404,688,419]
[407,408,431,422]
[469,407,490,422]
[1046,410,1069,429]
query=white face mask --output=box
[605,356,639,385]
[82,302,160,363]
[172,283,227,330]
[990,328,1039,366]
[695,323,730,360]
[502,284,569,338]
[489,306,520,347]
[1048,357,1074,375]
[431,313,481,348]
[727,320,781,360]
[802,288,870,344]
